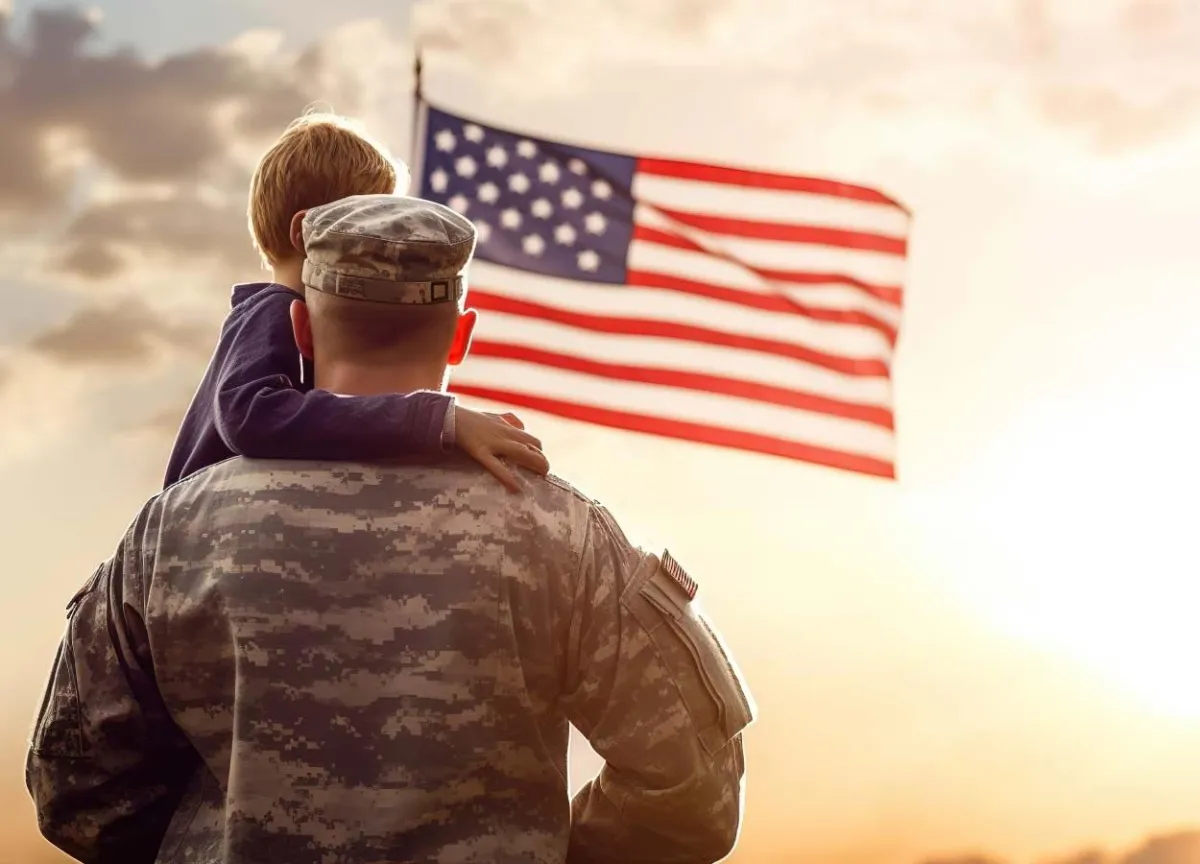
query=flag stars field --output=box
[523,234,546,257]
[486,145,508,168]
[455,155,477,178]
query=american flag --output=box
[415,101,910,479]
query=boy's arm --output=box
[213,298,452,460]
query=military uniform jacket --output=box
[27,457,756,864]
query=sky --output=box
[2,0,1200,862]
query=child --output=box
[164,112,547,492]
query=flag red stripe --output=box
[632,225,904,307]
[450,383,896,478]
[755,267,904,308]
[470,289,892,378]
[625,269,898,345]
[470,340,895,428]
[637,157,909,212]
[653,205,908,256]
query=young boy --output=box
[164,112,547,491]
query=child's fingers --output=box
[477,453,522,493]
[485,411,525,430]
[489,420,542,451]
[499,440,550,476]
[498,425,542,452]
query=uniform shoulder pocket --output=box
[31,565,104,758]
[31,633,86,758]
[622,551,755,757]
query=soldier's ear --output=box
[448,308,477,366]
[290,299,314,359]
[290,210,309,254]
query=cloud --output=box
[1120,830,1200,864]
[0,4,371,281]
[1014,0,1200,154]
[920,828,1200,864]
[0,3,367,463]
[58,191,252,279]
[25,300,210,366]
[0,348,95,465]
[0,5,312,190]
[0,298,214,467]
[413,0,1200,156]
[1045,853,1110,864]
[412,0,728,79]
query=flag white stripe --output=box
[454,356,896,461]
[470,261,893,360]
[635,205,907,286]
[628,242,904,328]
[633,172,911,237]
[474,307,894,409]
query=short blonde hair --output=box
[248,111,408,266]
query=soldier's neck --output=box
[314,362,447,398]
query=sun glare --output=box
[951,386,1200,720]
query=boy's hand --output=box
[454,406,549,492]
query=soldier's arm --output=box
[26,538,199,864]
[561,504,756,864]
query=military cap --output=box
[301,194,477,305]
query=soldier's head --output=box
[288,194,479,395]
[249,111,407,270]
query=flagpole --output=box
[409,42,426,196]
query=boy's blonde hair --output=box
[248,111,409,266]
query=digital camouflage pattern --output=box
[301,194,476,306]
[27,455,755,864]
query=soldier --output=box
[26,194,756,864]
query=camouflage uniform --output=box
[26,195,756,864]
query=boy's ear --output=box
[289,210,309,254]
[290,299,314,360]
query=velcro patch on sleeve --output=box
[661,550,698,601]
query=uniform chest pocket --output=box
[627,561,754,758]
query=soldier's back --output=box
[146,455,593,863]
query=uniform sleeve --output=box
[26,546,199,864]
[213,297,453,460]
[561,505,756,864]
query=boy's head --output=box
[248,111,408,268]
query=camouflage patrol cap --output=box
[301,194,476,306]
